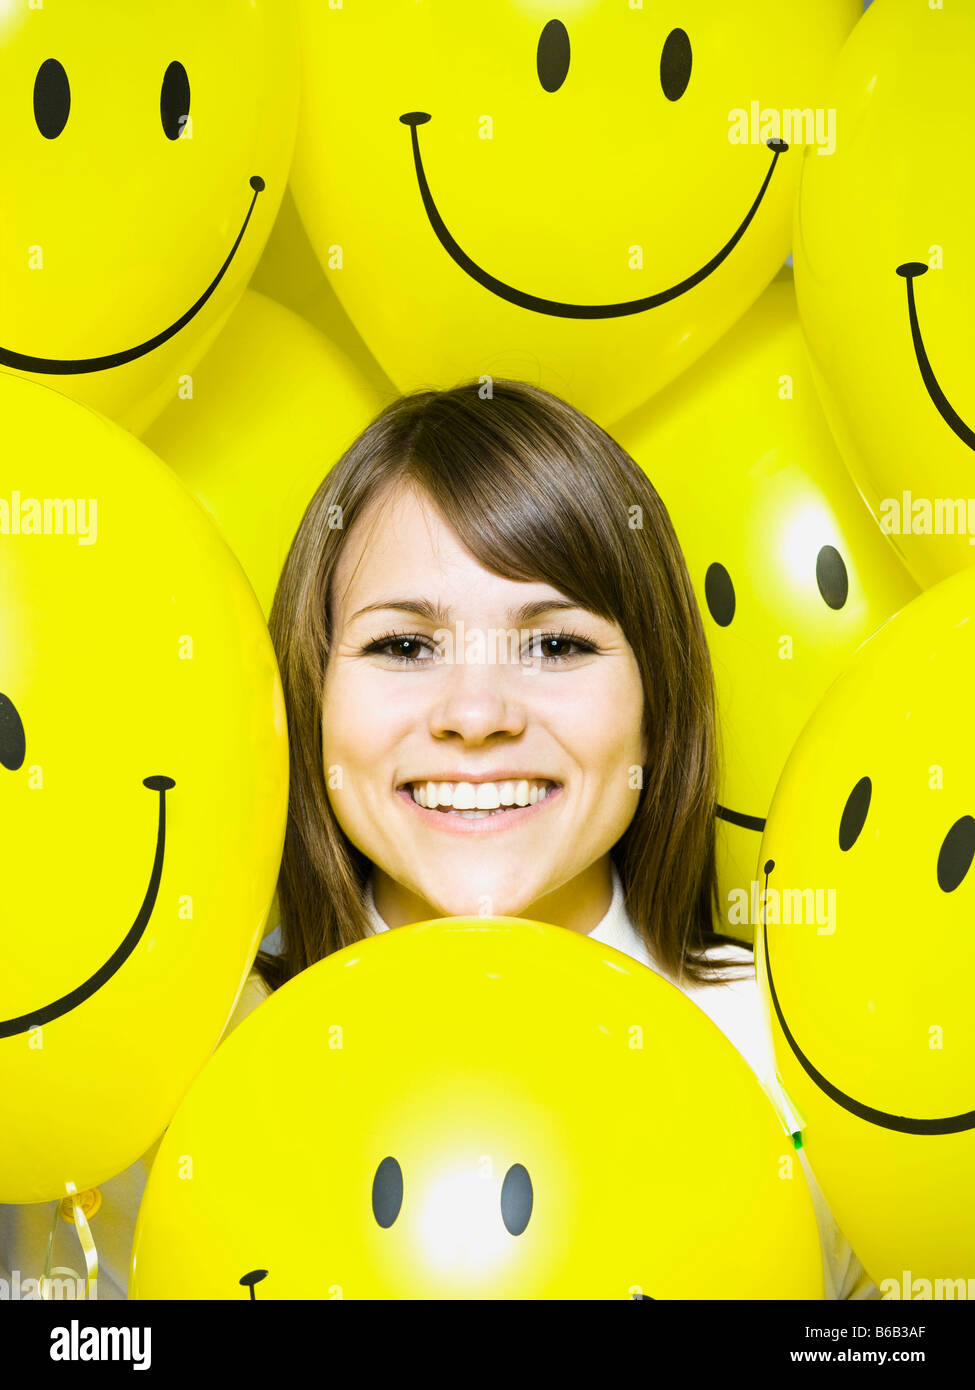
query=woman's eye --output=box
[529,633,594,662]
[366,634,435,663]
[390,638,424,661]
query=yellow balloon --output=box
[795,0,975,586]
[0,1,299,434]
[145,290,385,617]
[291,0,859,427]
[131,918,823,1300]
[0,373,289,1203]
[756,568,975,1285]
[617,272,917,944]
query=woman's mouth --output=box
[396,778,561,833]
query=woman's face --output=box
[322,482,647,931]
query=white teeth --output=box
[407,778,555,811]
[452,781,476,810]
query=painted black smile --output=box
[400,112,787,319]
[896,261,975,451]
[0,775,174,1038]
[761,859,975,1135]
[0,178,265,375]
[716,804,766,834]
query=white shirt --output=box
[0,869,877,1301]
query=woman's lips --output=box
[395,784,563,835]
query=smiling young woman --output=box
[250,377,876,1300]
[258,376,735,991]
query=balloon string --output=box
[39,1185,99,1300]
[67,1184,99,1299]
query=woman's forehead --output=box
[331,483,575,623]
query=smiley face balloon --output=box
[290,0,859,427]
[0,372,288,1204]
[756,568,975,1283]
[130,917,822,1299]
[0,1,299,434]
[617,272,917,943]
[795,0,975,586]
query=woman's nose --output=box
[427,658,527,742]
[0,693,26,771]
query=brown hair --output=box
[258,378,746,992]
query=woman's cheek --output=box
[569,666,643,766]
[325,666,381,751]
[600,693,645,814]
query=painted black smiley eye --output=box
[660,28,692,102]
[816,545,849,611]
[34,59,70,139]
[372,1155,403,1228]
[937,816,975,893]
[839,776,871,851]
[0,694,26,772]
[704,562,735,627]
[160,60,191,141]
[537,20,570,93]
[500,1163,533,1235]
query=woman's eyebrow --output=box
[348,597,590,625]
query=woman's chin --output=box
[416,882,536,923]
